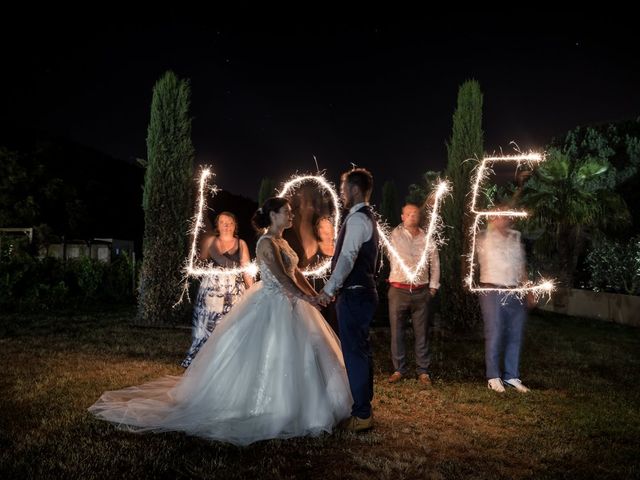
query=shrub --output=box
[586,236,640,295]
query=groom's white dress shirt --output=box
[323,202,373,297]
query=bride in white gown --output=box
[89,197,352,445]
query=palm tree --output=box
[519,147,630,286]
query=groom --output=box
[317,168,379,432]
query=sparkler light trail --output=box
[277,174,341,278]
[466,153,554,296]
[186,170,341,281]
[185,170,446,285]
[175,166,257,306]
[185,167,258,279]
[378,180,451,285]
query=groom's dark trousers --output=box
[337,287,378,418]
[331,204,379,419]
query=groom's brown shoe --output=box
[340,415,373,432]
[388,371,403,383]
[418,373,432,387]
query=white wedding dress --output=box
[89,235,352,445]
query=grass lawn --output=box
[1,308,639,479]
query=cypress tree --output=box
[381,180,400,227]
[258,177,276,206]
[440,80,484,331]
[136,71,194,325]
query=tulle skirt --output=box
[89,281,352,445]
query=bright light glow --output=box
[175,166,259,306]
[466,153,555,297]
[185,167,258,279]
[185,170,340,282]
[277,174,341,278]
[378,180,451,285]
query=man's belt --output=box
[389,282,428,291]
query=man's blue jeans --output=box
[479,292,527,380]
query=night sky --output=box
[3,22,639,202]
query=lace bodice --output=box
[256,235,300,297]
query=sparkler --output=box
[277,174,341,278]
[175,166,258,306]
[466,153,554,296]
[185,170,341,281]
[185,167,258,279]
[378,180,451,285]
[181,159,548,306]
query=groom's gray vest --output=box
[331,205,379,291]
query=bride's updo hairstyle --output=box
[252,197,290,231]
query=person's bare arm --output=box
[294,267,317,296]
[239,239,254,288]
[199,236,214,261]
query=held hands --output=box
[303,294,321,311]
[315,291,334,308]
[302,291,334,309]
